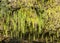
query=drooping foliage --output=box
[0,0,60,42]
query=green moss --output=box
[0,0,60,42]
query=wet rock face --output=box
[9,38,20,43]
[0,37,20,43]
[1,38,26,43]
